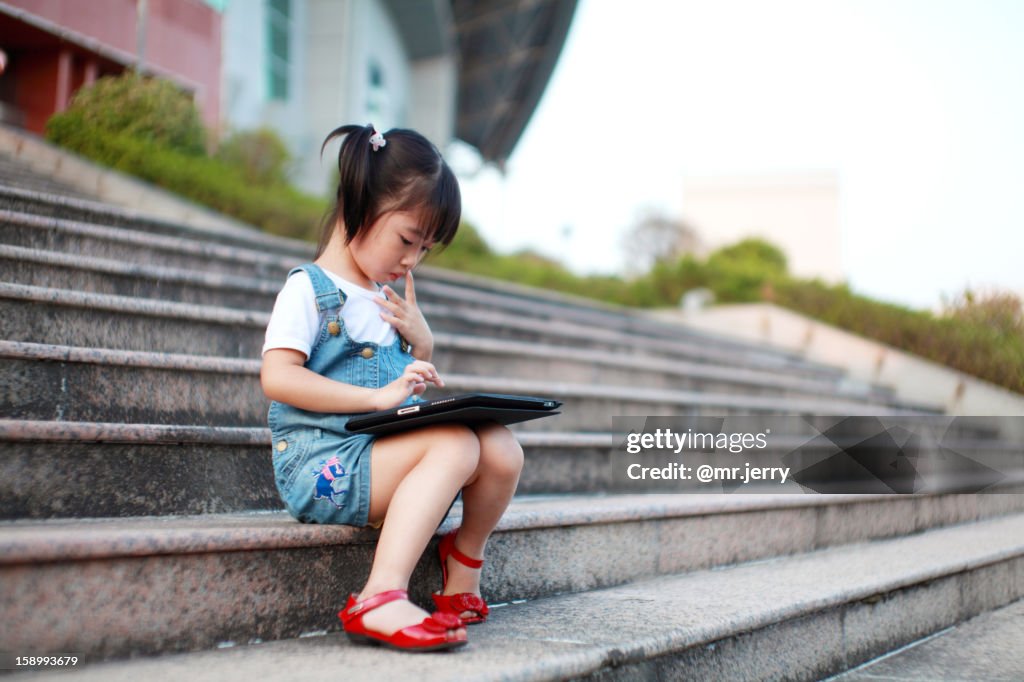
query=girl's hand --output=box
[372,360,444,410]
[377,271,434,361]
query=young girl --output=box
[261,124,524,652]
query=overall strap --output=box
[289,263,347,312]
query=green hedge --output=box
[46,114,325,240]
[776,279,1024,394]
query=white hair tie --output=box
[369,130,386,152]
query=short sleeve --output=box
[262,271,321,358]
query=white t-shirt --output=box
[262,268,397,358]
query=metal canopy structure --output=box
[452,0,577,169]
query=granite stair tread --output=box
[830,597,1024,681]
[0,208,295,271]
[0,276,830,373]
[0,339,937,425]
[0,198,851,379]
[0,186,877,377]
[3,416,1018,518]
[0,156,95,200]
[0,331,881,402]
[0,241,281,297]
[12,512,1024,682]
[0,417,607,447]
[0,338,930,423]
[1,490,1019,565]
[0,183,310,254]
[0,248,851,381]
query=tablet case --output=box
[346,393,562,436]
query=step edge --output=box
[1,490,1021,566]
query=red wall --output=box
[5,0,221,131]
[12,51,63,134]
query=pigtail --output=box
[315,124,377,257]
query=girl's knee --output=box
[478,424,524,477]
[425,423,480,474]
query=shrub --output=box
[51,72,206,155]
[704,238,788,302]
[943,288,1023,338]
[46,119,324,240]
[216,128,292,187]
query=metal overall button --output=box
[328,321,341,336]
[361,347,375,359]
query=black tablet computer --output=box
[346,393,562,436]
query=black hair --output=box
[316,123,461,259]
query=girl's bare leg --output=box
[440,423,524,614]
[355,424,480,637]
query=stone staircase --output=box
[1,151,1022,681]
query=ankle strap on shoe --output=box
[340,589,408,623]
[448,534,484,569]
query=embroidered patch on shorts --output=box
[311,456,350,508]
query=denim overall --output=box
[268,263,419,528]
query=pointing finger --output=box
[405,271,416,305]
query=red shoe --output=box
[338,589,467,652]
[432,530,490,624]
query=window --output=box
[367,60,386,120]
[267,0,290,100]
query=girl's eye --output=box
[401,237,413,246]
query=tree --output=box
[620,209,702,276]
[704,238,789,302]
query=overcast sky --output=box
[452,0,1024,311]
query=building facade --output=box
[221,0,458,195]
[0,0,222,133]
[681,171,844,283]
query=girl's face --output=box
[347,210,435,286]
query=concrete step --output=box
[830,597,1024,681]
[0,183,312,257]
[0,281,920,403]
[0,335,904,430]
[0,159,95,200]
[0,209,295,280]
[0,205,852,382]
[433,333,888,402]
[416,275,824,368]
[0,420,611,518]
[5,507,1023,678]
[0,256,844,403]
[0,282,268,357]
[0,187,838,367]
[0,334,922,431]
[0,240,860,388]
[0,242,280,310]
[0,183,874,376]
[5,417,1016,519]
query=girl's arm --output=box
[261,348,442,412]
